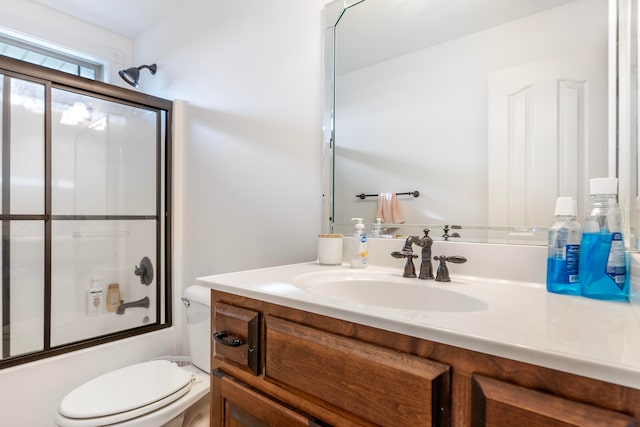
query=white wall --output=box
[0,0,326,425]
[0,0,133,86]
[135,0,325,278]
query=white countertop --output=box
[198,261,640,389]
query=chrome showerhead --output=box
[118,63,157,88]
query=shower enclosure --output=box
[0,56,172,367]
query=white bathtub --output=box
[5,309,154,357]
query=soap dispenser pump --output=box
[351,218,368,268]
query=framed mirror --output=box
[323,0,629,245]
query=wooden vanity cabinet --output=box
[212,369,327,427]
[210,290,640,426]
[470,375,638,427]
[265,315,450,426]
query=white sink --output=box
[292,269,488,312]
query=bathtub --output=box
[5,309,153,357]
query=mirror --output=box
[324,0,615,244]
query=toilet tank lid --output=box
[59,360,192,419]
[184,285,210,306]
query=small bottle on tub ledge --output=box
[86,278,103,316]
[106,283,121,313]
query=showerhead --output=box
[118,63,157,88]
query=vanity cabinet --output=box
[265,315,450,426]
[470,375,638,427]
[210,290,640,426]
[212,369,326,426]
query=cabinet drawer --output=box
[265,315,450,427]
[212,369,326,427]
[213,302,259,375]
[471,374,639,427]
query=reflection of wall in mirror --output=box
[333,0,607,235]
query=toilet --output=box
[55,285,211,427]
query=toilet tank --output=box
[183,285,211,373]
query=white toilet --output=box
[55,285,211,427]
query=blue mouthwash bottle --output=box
[547,196,581,295]
[579,178,628,301]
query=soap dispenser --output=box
[351,218,368,268]
[371,218,383,238]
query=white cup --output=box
[317,234,343,265]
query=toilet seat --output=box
[56,360,193,427]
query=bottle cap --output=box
[554,196,575,216]
[589,177,618,195]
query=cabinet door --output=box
[265,315,450,427]
[213,302,260,375]
[471,374,639,427]
[212,369,326,427]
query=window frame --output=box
[0,55,172,369]
[0,34,104,81]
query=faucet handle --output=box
[391,250,418,259]
[442,225,462,241]
[391,250,419,278]
[433,255,467,282]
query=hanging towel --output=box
[376,193,405,224]
[390,192,404,224]
[375,193,390,222]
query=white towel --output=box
[376,193,404,224]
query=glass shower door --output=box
[50,89,160,346]
[0,76,46,358]
[0,56,170,367]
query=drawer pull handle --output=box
[213,331,245,347]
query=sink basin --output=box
[293,270,488,312]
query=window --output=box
[0,34,103,80]
[0,55,172,368]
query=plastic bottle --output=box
[350,217,368,268]
[579,178,628,301]
[371,218,383,238]
[546,196,581,295]
[86,278,103,316]
[106,283,121,313]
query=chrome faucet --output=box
[116,296,150,315]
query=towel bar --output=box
[355,191,420,200]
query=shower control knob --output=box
[134,256,154,285]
